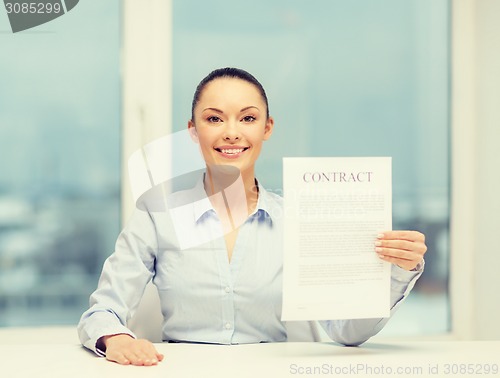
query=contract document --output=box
[281,157,392,321]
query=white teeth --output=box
[221,148,244,154]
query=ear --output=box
[188,120,199,143]
[263,116,274,141]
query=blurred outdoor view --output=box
[0,2,120,325]
[1,0,449,336]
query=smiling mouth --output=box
[214,147,250,156]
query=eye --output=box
[207,116,222,123]
[242,115,256,123]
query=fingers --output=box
[375,239,427,255]
[107,350,159,366]
[375,230,427,271]
[105,352,130,365]
[105,338,163,366]
[379,230,425,243]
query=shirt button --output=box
[225,286,231,293]
[225,322,232,330]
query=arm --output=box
[320,230,427,346]
[77,209,163,365]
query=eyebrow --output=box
[240,106,260,112]
[202,107,224,114]
[201,106,260,114]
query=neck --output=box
[204,165,259,225]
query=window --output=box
[0,2,120,326]
[171,0,450,336]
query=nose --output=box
[223,121,240,142]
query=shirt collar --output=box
[191,176,214,222]
[190,174,276,224]
[250,180,275,222]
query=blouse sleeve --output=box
[77,208,158,355]
[318,261,424,346]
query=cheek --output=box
[250,131,267,146]
[195,130,216,147]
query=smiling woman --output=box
[78,66,427,366]
[188,69,274,194]
[187,69,275,263]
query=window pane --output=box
[172,0,450,335]
[0,2,120,326]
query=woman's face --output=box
[188,77,274,178]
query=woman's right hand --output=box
[101,334,164,366]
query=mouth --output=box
[214,146,250,159]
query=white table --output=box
[1,326,499,377]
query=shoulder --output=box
[258,184,284,214]
[265,190,283,206]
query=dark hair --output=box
[191,67,269,121]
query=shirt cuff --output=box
[391,259,424,282]
[389,260,425,309]
[87,326,137,357]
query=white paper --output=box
[281,157,392,321]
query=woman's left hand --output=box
[375,231,427,271]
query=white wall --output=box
[451,0,500,340]
[122,0,172,224]
[473,0,500,340]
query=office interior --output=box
[0,0,498,342]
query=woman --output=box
[78,67,427,366]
